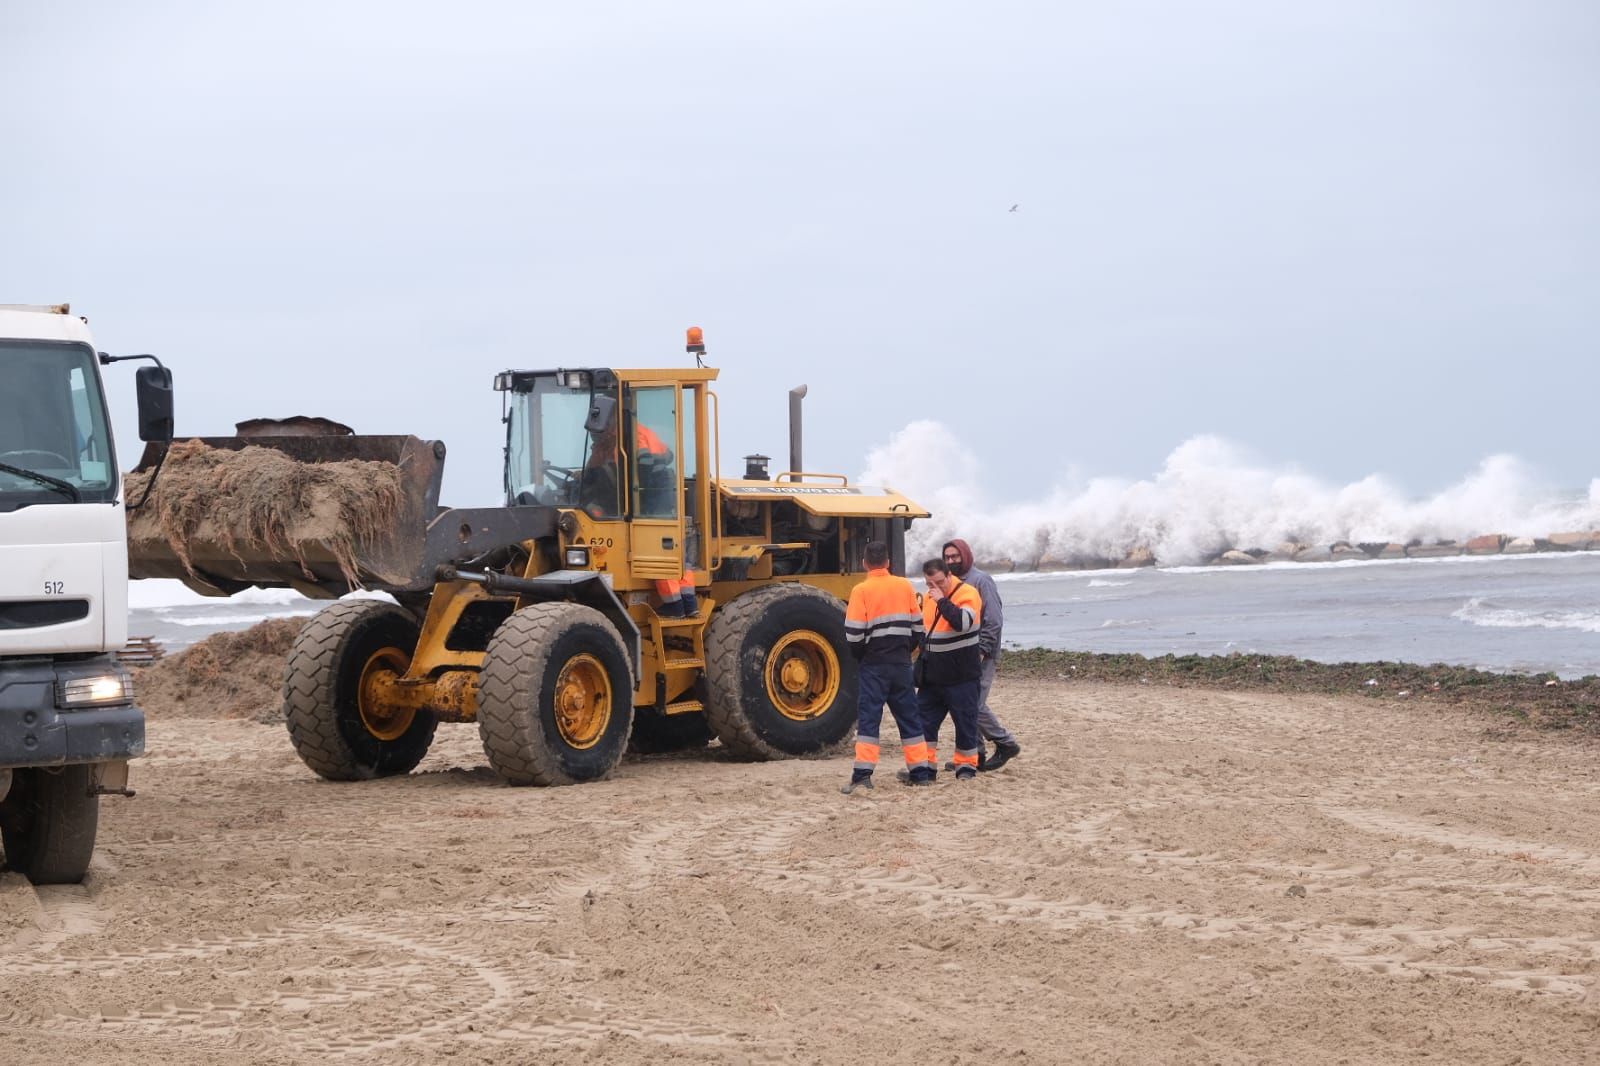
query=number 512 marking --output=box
[44,581,64,595]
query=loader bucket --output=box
[125,434,448,599]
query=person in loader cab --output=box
[585,419,698,618]
[841,541,930,793]
[942,539,1022,771]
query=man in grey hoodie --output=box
[941,539,1022,771]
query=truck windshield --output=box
[0,341,118,512]
[505,375,622,518]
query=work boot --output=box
[840,773,874,795]
[902,770,935,787]
[980,741,1021,772]
[955,767,977,781]
[658,599,684,619]
[679,589,700,618]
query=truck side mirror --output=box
[135,365,174,442]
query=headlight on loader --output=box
[564,547,591,568]
[58,672,134,708]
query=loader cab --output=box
[498,366,718,592]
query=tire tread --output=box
[477,603,633,786]
[703,583,849,761]
[283,600,434,780]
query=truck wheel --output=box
[0,765,99,885]
[705,584,858,760]
[628,711,714,755]
[478,603,634,786]
[283,600,437,781]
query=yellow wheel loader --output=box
[128,333,928,786]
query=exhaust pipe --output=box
[788,384,807,481]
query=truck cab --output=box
[0,304,169,883]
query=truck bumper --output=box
[0,656,145,768]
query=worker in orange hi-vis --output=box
[840,540,929,793]
[587,421,697,618]
[916,556,984,782]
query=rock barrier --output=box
[975,530,1600,573]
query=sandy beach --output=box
[2,676,1598,1064]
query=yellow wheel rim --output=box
[357,646,416,741]
[554,653,613,750]
[764,630,840,721]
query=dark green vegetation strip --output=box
[1002,648,1600,735]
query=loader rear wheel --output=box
[0,765,99,885]
[705,584,857,760]
[283,601,437,781]
[477,603,634,786]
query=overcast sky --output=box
[3,1,1596,508]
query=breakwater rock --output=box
[975,529,1600,573]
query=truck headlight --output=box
[564,547,590,568]
[58,672,134,708]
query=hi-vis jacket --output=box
[845,567,925,665]
[920,578,983,685]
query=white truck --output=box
[0,304,172,883]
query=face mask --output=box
[944,557,963,574]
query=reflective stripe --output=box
[901,741,929,766]
[854,741,881,766]
[926,634,980,652]
[952,750,980,768]
[848,570,926,667]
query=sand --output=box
[134,618,307,724]
[2,677,1597,1064]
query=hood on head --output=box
[943,538,975,577]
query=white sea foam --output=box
[1452,597,1600,635]
[128,578,394,610]
[863,426,1600,566]
[127,580,312,610]
[155,609,322,627]
[1086,579,1133,588]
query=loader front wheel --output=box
[0,765,99,885]
[284,601,437,781]
[705,584,857,760]
[477,604,634,786]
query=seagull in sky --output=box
[1009,204,1019,212]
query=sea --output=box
[129,550,1600,679]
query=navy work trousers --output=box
[854,661,930,779]
[917,678,981,775]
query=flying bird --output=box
[1009,204,1019,212]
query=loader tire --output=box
[283,600,437,781]
[704,584,857,761]
[0,765,99,885]
[477,603,634,786]
[628,710,714,755]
